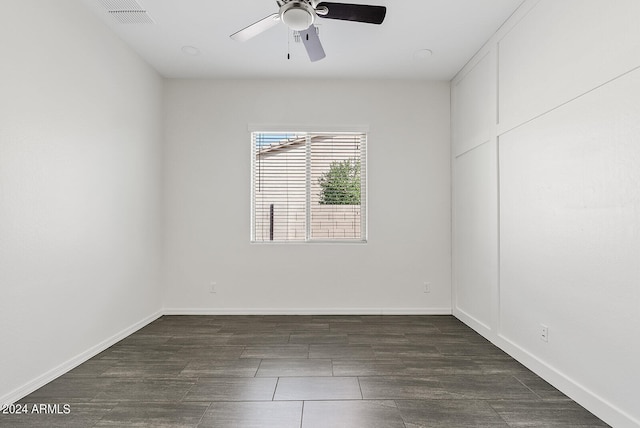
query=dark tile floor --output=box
[1,315,609,427]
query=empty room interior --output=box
[1,0,639,427]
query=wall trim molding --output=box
[452,306,492,338]
[1,307,451,405]
[455,302,638,427]
[0,310,163,406]
[6,306,635,427]
[493,334,639,428]
[163,307,453,316]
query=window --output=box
[251,131,367,242]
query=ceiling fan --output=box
[230,1,387,62]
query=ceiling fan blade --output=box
[300,26,326,62]
[230,13,280,42]
[316,2,386,24]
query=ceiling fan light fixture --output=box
[230,0,387,62]
[280,1,315,31]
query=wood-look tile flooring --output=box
[3,315,609,427]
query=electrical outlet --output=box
[424,282,431,293]
[210,281,217,294]
[540,324,548,342]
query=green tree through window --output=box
[318,159,361,205]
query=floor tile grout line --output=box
[254,359,264,378]
[272,377,280,401]
[485,401,515,428]
[179,376,198,402]
[194,401,214,427]
[511,374,544,400]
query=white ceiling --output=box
[82,0,524,80]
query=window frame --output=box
[249,127,368,244]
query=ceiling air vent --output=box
[97,0,154,24]
[108,10,154,24]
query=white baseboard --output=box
[452,307,492,337]
[1,306,451,404]
[0,306,451,405]
[0,310,162,406]
[4,305,635,426]
[493,334,640,428]
[163,307,453,316]
[452,305,639,428]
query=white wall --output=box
[0,0,164,404]
[452,1,640,427]
[451,52,499,331]
[163,79,451,314]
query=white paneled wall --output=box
[500,71,640,418]
[452,53,493,157]
[452,141,498,331]
[498,0,640,132]
[452,1,640,427]
[451,45,498,336]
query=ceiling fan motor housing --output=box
[279,1,315,31]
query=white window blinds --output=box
[251,132,367,242]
